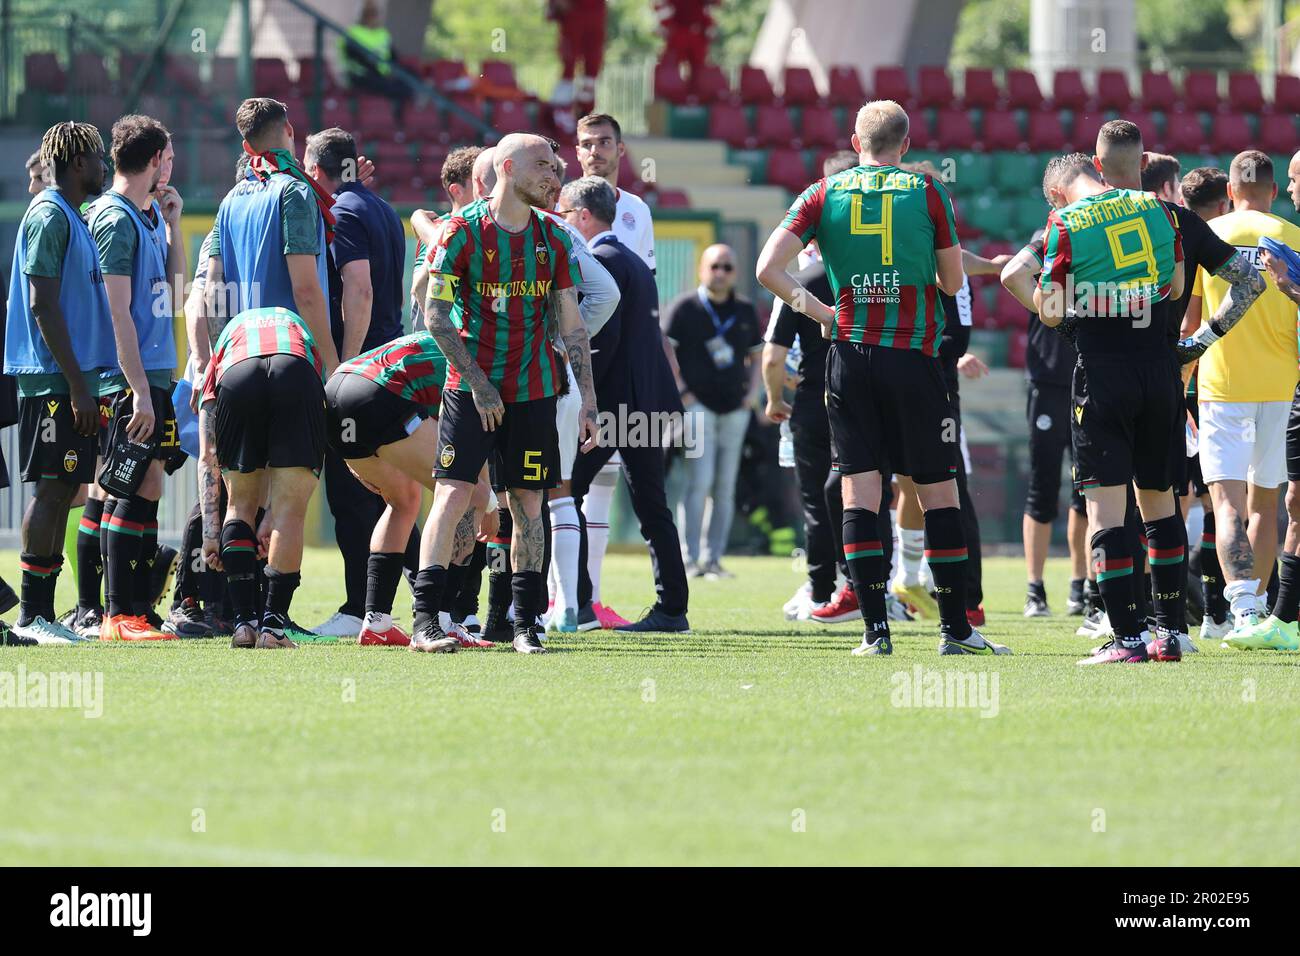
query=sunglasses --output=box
[710,263,735,272]
[555,207,578,216]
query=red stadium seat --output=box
[1005,69,1043,109]
[783,67,821,106]
[1095,70,1133,110]
[427,58,470,91]
[1259,113,1296,154]
[654,60,688,104]
[355,96,397,140]
[1027,111,1066,151]
[478,59,523,97]
[755,105,796,146]
[873,66,912,105]
[295,57,338,95]
[442,96,486,144]
[828,65,866,107]
[491,99,531,135]
[1162,112,1206,153]
[654,188,691,208]
[1069,111,1105,152]
[799,106,842,148]
[766,149,811,193]
[1210,113,1252,154]
[918,66,954,108]
[707,104,751,148]
[389,184,430,205]
[68,53,111,94]
[1227,72,1264,114]
[253,57,293,96]
[1052,70,1089,111]
[1124,111,1161,150]
[1007,329,1028,368]
[907,109,934,149]
[962,68,999,109]
[1140,71,1178,112]
[979,110,1023,151]
[320,96,354,131]
[1273,74,1300,114]
[934,108,976,150]
[25,52,65,94]
[1182,71,1220,112]
[691,64,732,104]
[739,65,776,104]
[206,57,235,93]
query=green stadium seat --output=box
[951,152,993,192]
[962,193,1004,237]
[1014,195,1050,237]
[992,152,1040,192]
[728,148,768,185]
[667,105,709,139]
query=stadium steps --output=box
[626,136,791,232]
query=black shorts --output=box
[18,393,98,484]
[97,384,179,461]
[1287,381,1300,483]
[435,388,558,489]
[214,354,327,474]
[826,341,957,483]
[1071,352,1183,492]
[324,373,430,459]
[1025,382,1085,523]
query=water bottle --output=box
[778,420,795,468]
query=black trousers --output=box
[571,438,689,616]
[950,389,983,608]
[792,393,842,602]
[322,448,420,617]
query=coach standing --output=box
[303,126,410,638]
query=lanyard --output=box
[697,287,736,337]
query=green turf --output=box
[1,549,1297,865]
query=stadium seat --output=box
[993,151,1042,188]
[654,60,688,104]
[253,57,293,96]
[68,53,111,94]
[1069,111,1105,152]
[755,105,797,146]
[691,64,732,104]
[1095,69,1133,110]
[766,149,811,193]
[799,106,842,148]
[1007,329,1028,368]
[962,68,999,109]
[1273,74,1300,114]
[478,59,523,98]
[320,96,355,130]
[1163,112,1206,153]
[828,65,867,107]
[295,57,337,95]
[979,110,1023,151]
[1210,113,1253,154]
[1051,70,1089,111]
[1227,72,1264,114]
[951,152,993,191]
[491,98,531,135]
[25,52,65,94]
[355,97,397,141]
[654,188,691,208]
[1005,69,1043,109]
[1027,111,1066,151]
[907,110,934,149]
[1125,110,1161,150]
[1140,71,1178,112]
[389,184,429,205]
[442,96,485,144]
[783,67,821,106]
[934,108,976,150]
[918,66,954,108]
[873,66,913,105]
[1259,113,1297,155]
[739,65,776,104]
[707,103,751,148]
[1182,71,1220,112]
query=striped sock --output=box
[76,498,104,610]
[132,496,160,615]
[842,508,887,635]
[1145,514,1187,635]
[104,497,147,618]
[18,552,60,627]
[1092,527,1142,639]
[219,519,259,625]
[923,506,971,640]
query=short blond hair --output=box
[854,100,909,155]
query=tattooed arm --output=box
[1174,251,1266,365]
[424,291,504,431]
[198,402,223,571]
[554,284,599,453]
[202,253,229,350]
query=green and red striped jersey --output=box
[426,198,580,402]
[334,332,448,413]
[201,306,323,404]
[780,164,958,355]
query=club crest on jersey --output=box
[440,443,456,468]
[621,211,635,229]
[63,450,78,473]
[535,242,548,266]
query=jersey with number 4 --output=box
[1039,187,1182,355]
[781,164,958,356]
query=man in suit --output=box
[556,176,690,632]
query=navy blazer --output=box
[589,235,683,417]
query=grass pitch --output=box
[0,550,1297,866]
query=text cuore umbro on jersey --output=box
[49,886,151,936]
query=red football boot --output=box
[811,584,861,624]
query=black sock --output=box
[104,497,146,618]
[176,503,204,606]
[132,496,160,615]
[254,508,268,619]
[219,520,259,625]
[512,569,544,634]
[1144,514,1187,634]
[365,552,406,616]
[76,498,104,611]
[1273,553,1300,624]
[261,567,301,631]
[18,553,60,626]
[485,507,512,624]
[1069,577,1084,603]
[98,497,115,591]
[923,506,972,640]
[453,542,487,620]
[1125,514,1149,623]
[412,566,446,633]
[1266,561,1280,613]
[1092,527,1142,639]
[440,562,467,614]
[841,507,888,636]
[1199,512,1227,622]
[1028,579,1046,599]
[1084,577,1101,614]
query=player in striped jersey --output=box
[758,100,1009,658]
[197,306,328,649]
